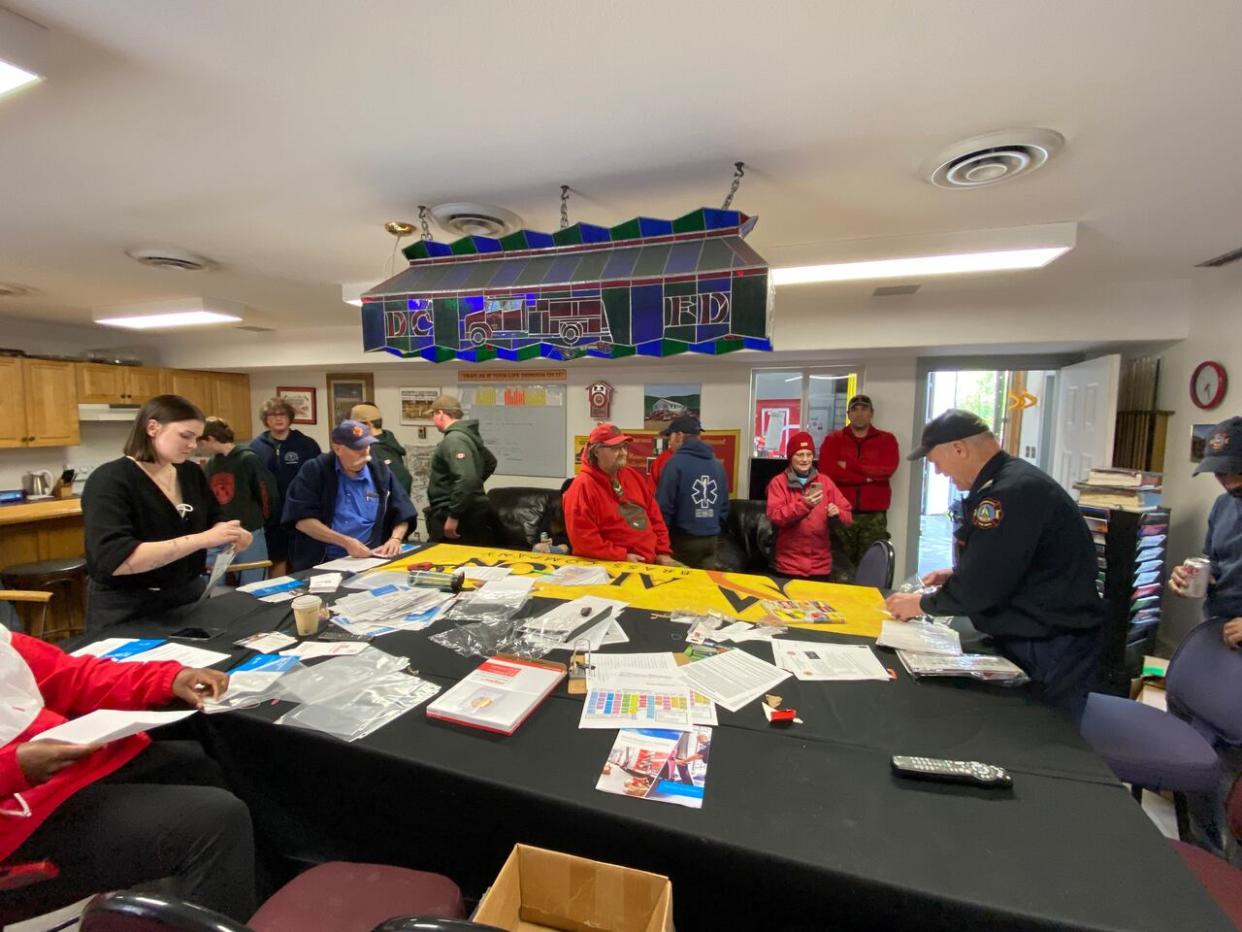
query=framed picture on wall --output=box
[275,386,317,425]
[400,386,441,425]
[326,372,375,426]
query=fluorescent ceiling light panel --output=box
[92,298,245,330]
[341,281,380,307]
[0,7,48,97]
[771,222,1076,286]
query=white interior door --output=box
[1051,354,1121,492]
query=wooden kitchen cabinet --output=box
[76,362,165,403]
[210,371,254,439]
[0,357,79,448]
[161,368,214,414]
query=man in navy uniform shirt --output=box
[281,420,416,571]
[886,409,1104,719]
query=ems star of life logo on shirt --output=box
[692,475,718,517]
[972,497,1003,529]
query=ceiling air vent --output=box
[872,284,920,297]
[125,247,213,271]
[924,129,1064,190]
[1196,246,1242,269]
[0,282,34,297]
[429,203,523,239]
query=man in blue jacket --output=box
[280,420,417,571]
[655,417,729,569]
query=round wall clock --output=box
[1191,360,1228,410]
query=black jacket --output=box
[280,452,418,571]
[921,451,1103,639]
[371,429,413,495]
[427,420,497,518]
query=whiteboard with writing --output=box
[462,384,567,478]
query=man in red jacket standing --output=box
[820,394,900,568]
[0,628,255,923]
[564,423,678,565]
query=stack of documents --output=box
[584,653,716,727]
[237,576,303,602]
[876,620,962,656]
[771,641,890,682]
[676,648,790,713]
[71,638,231,668]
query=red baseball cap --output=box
[587,422,633,447]
[786,431,815,457]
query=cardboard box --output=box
[474,844,673,932]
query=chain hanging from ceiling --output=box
[417,205,432,241]
[721,161,745,211]
[560,185,570,230]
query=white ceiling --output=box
[2,0,1241,335]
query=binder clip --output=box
[567,638,593,696]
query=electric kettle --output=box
[22,470,54,497]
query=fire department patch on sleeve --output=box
[972,498,1003,529]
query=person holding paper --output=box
[281,420,418,571]
[0,626,254,922]
[564,423,677,565]
[765,431,853,580]
[83,395,253,630]
[885,409,1103,719]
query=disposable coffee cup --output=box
[291,594,323,637]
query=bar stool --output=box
[0,557,87,642]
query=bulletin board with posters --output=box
[574,429,741,494]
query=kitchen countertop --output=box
[0,496,83,526]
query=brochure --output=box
[760,599,844,625]
[579,687,696,731]
[426,656,565,735]
[596,726,712,809]
[771,641,890,681]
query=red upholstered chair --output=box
[1169,776,1242,927]
[81,862,465,932]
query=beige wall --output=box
[1154,267,1242,650]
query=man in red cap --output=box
[819,394,899,567]
[564,423,677,564]
[765,430,852,579]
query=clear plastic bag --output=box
[276,671,441,741]
[276,648,409,705]
[895,574,955,626]
[202,660,308,714]
[445,584,531,625]
[429,619,555,660]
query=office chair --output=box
[852,539,895,589]
[1080,619,1241,837]
[81,862,465,932]
[1169,776,1242,926]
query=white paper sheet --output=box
[278,641,370,659]
[238,575,302,596]
[876,620,962,656]
[125,643,232,667]
[234,632,298,654]
[677,648,791,713]
[314,556,387,572]
[543,565,610,586]
[308,572,343,593]
[771,640,890,681]
[32,709,197,745]
[579,686,697,730]
[461,566,512,582]
[584,652,716,725]
[259,591,298,604]
[71,637,139,658]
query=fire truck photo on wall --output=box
[359,208,773,364]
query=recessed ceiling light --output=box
[771,222,1076,286]
[92,298,244,330]
[0,7,47,99]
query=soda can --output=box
[1182,557,1210,598]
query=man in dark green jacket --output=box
[350,403,413,494]
[425,394,499,546]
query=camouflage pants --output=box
[833,511,890,569]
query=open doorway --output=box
[915,367,1059,577]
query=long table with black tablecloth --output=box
[88,549,1232,932]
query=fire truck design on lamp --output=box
[359,208,773,363]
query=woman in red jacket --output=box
[564,423,677,565]
[0,627,255,922]
[766,431,853,579]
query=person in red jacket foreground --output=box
[767,431,853,580]
[564,423,678,565]
[0,627,255,922]
[819,394,899,568]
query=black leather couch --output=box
[485,486,853,580]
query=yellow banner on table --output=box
[390,544,888,638]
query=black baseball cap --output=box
[906,409,990,460]
[847,394,873,410]
[1195,416,1242,475]
[661,415,702,436]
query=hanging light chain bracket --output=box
[721,161,745,210]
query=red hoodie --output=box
[565,462,672,563]
[766,468,853,577]
[820,425,899,513]
[0,634,181,861]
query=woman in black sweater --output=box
[83,395,252,630]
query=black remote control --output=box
[891,755,1012,788]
